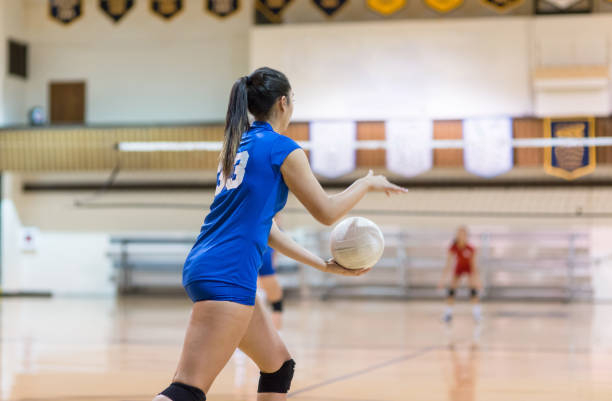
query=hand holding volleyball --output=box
[323,259,371,276]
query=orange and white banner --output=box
[463,117,513,178]
[310,121,356,178]
[385,120,433,177]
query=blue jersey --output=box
[259,247,276,277]
[183,121,300,294]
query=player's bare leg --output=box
[258,275,284,330]
[153,301,253,400]
[444,276,460,323]
[239,297,293,401]
[469,274,482,323]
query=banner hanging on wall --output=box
[151,0,183,19]
[366,0,407,15]
[206,0,240,17]
[99,0,134,23]
[463,117,513,178]
[385,120,433,177]
[535,0,591,14]
[50,0,83,25]
[256,0,292,22]
[544,117,596,180]
[481,0,523,12]
[310,121,356,178]
[312,0,349,17]
[424,0,463,13]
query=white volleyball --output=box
[330,217,385,270]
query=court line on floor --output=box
[287,345,440,398]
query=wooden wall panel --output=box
[357,122,385,168]
[596,117,612,164]
[285,122,309,157]
[0,125,224,171]
[513,118,543,167]
[433,120,462,167]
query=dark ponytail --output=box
[221,76,250,180]
[220,67,291,180]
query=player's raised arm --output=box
[280,149,407,226]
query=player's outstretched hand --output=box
[324,259,371,276]
[363,170,408,196]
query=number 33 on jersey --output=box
[215,151,250,195]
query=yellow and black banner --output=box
[100,0,134,23]
[424,0,463,13]
[544,117,596,180]
[312,0,348,17]
[256,0,292,22]
[49,0,83,25]
[366,0,406,15]
[206,0,240,17]
[151,0,183,19]
[481,0,523,12]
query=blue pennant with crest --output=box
[50,0,83,25]
[100,0,134,23]
[312,0,348,16]
[544,117,596,180]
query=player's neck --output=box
[266,116,283,133]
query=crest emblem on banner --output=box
[99,0,134,23]
[481,0,523,12]
[366,0,406,15]
[463,117,514,178]
[49,0,83,25]
[385,120,433,177]
[312,0,348,17]
[151,0,183,19]
[206,0,240,17]
[544,117,596,180]
[256,0,292,22]
[310,121,356,178]
[424,0,463,12]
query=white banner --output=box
[543,0,581,9]
[463,117,513,178]
[310,121,356,178]
[385,120,433,177]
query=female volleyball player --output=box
[258,246,284,330]
[153,67,407,401]
[438,226,482,323]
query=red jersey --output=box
[450,243,475,276]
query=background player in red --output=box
[438,226,482,323]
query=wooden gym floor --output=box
[1,297,611,401]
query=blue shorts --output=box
[259,248,276,277]
[184,280,256,306]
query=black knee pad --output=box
[470,288,478,298]
[447,288,455,298]
[258,359,295,393]
[271,299,283,312]
[160,382,206,401]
